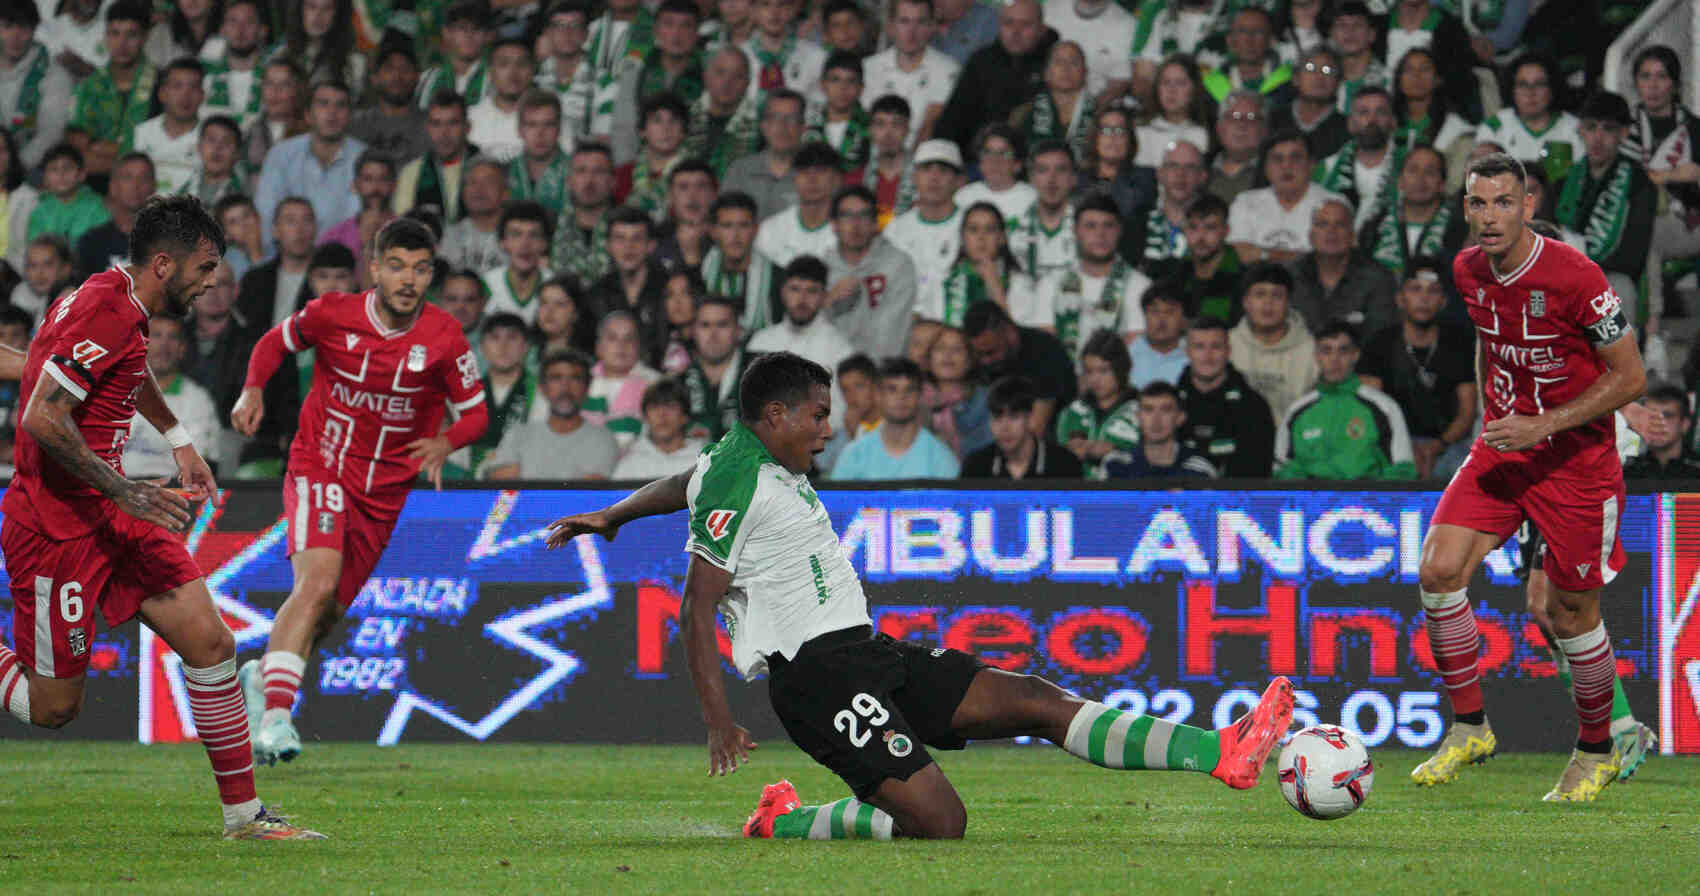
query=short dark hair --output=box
[444,0,493,27]
[106,0,154,30]
[878,356,925,387]
[115,151,155,179]
[1466,151,1528,186]
[783,255,829,286]
[1029,138,1075,169]
[1643,382,1689,414]
[1080,329,1131,386]
[832,184,878,216]
[130,195,227,264]
[987,376,1038,416]
[869,94,912,121]
[793,142,843,171]
[1186,192,1230,222]
[1140,284,1187,314]
[640,91,690,129]
[962,299,1015,338]
[1316,319,1359,346]
[0,304,34,333]
[641,376,692,412]
[823,50,863,80]
[1074,191,1121,222]
[43,142,83,170]
[1402,142,1448,182]
[427,89,469,114]
[1349,84,1391,108]
[162,57,206,84]
[356,148,397,178]
[668,158,717,188]
[1139,380,1181,403]
[763,88,806,117]
[309,78,354,103]
[373,216,437,257]
[309,242,358,272]
[481,311,529,338]
[200,114,243,143]
[373,38,419,70]
[28,233,74,266]
[500,199,556,242]
[1240,261,1294,298]
[711,190,759,221]
[1189,314,1230,336]
[837,353,878,381]
[824,0,866,20]
[606,204,654,237]
[0,2,41,27]
[1260,128,1310,168]
[212,193,256,220]
[540,347,595,380]
[739,351,832,422]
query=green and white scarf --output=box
[549,203,613,285]
[748,30,798,92]
[1369,200,1454,276]
[1012,203,1074,280]
[805,102,871,171]
[939,259,1009,326]
[507,150,572,218]
[1025,90,1095,166]
[7,43,50,142]
[702,247,777,331]
[1557,157,1635,262]
[627,152,679,221]
[1141,198,1187,265]
[637,49,704,106]
[1054,258,1135,353]
[419,59,486,107]
[178,167,248,205]
[1315,140,1404,224]
[1339,62,1389,114]
[584,10,655,135]
[862,158,916,220]
[685,92,760,178]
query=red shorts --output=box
[282,470,401,609]
[1432,446,1626,592]
[3,514,202,679]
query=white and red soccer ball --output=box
[1277,725,1374,820]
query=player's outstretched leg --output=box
[1527,568,1656,782]
[244,547,347,765]
[743,780,896,840]
[141,579,324,838]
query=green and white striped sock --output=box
[770,797,895,840]
[1063,702,1221,772]
[1551,647,1635,735]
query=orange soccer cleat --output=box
[1211,677,1296,790]
[742,779,803,838]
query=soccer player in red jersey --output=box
[232,217,488,764]
[1412,153,1647,801]
[0,196,323,839]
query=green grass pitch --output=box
[1,742,1697,893]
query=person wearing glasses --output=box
[1476,54,1583,181]
[1206,89,1267,205]
[1268,47,1347,160]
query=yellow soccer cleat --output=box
[1410,720,1496,786]
[1542,749,1621,803]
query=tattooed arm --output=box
[136,370,218,499]
[19,374,192,532]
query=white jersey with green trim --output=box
[684,423,871,680]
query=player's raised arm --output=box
[543,469,693,548]
[20,372,191,532]
[681,554,756,776]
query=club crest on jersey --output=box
[318,510,335,535]
[1528,291,1545,317]
[345,333,360,350]
[407,345,427,372]
[704,509,737,541]
[71,339,107,366]
[67,628,87,658]
[885,730,913,757]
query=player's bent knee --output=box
[32,689,82,728]
[896,798,967,840]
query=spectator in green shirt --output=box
[67,0,156,180]
[1274,320,1417,480]
[27,143,111,247]
[1056,328,1140,479]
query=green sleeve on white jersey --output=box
[1102,402,1142,453]
[686,445,765,572]
[1056,400,1091,442]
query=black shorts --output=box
[767,626,986,800]
[1516,520,1547,583]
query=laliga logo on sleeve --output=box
[72,340,108,366]
[705,509,738,541]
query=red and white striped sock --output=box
[261,650,306,721]
[1421,588,1483,716]
[1557,622,1617,746]
[182,658,262,829]
[0,644,29,724]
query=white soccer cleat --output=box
[1612,722,1658,782]
[253,714,303,766]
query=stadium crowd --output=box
[1,0,1697,483]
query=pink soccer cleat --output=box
[742,779,802,838]
[1211,677,1296,790]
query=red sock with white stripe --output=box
[182,658,263,829]
[1557,621,1617,749]
[1421,588,1484,720]
[0,644,29,724]
[261,650,306,725]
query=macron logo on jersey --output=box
[704,509,738,541]
[345,333,360,350]
[72,340,107,366]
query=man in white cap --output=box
[883,138,964,311]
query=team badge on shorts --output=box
[1529,291,1546,317]
[68,628,88,658]
[885,730,913,757]
[318,510,336,534]
[407,345,427,372]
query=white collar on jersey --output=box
[111,265,150,317]
[1489,233,1545,287]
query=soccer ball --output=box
[1276,725,1374,820]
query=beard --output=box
[1081,248,1116,266]
[379,284,423,319]
[1357,126,1390,151]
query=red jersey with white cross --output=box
[1452,235,1629,476]
[282,291,483,512]
[2,267,155,539]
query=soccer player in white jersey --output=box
[545,351,1295,840]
